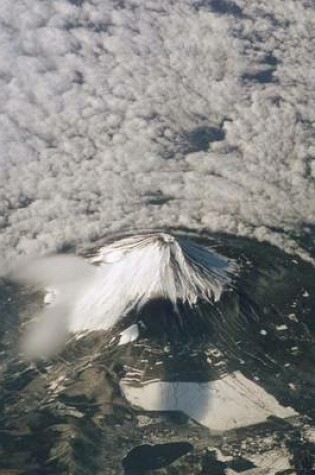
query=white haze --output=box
[5,254,97,357]
[0,0,314,261]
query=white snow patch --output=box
[121,371,298,432]
[118,324,140,346]
[7,234,236,350]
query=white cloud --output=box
[0,0,314,261]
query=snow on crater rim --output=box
[48,233,236,333]
[7,233,236,356]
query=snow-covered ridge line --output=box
[7,233,236,357]
[62,233,236,332]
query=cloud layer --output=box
[0,0,314,260]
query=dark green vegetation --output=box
[0,232,314,474]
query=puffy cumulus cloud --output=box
[0,0,314,261]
